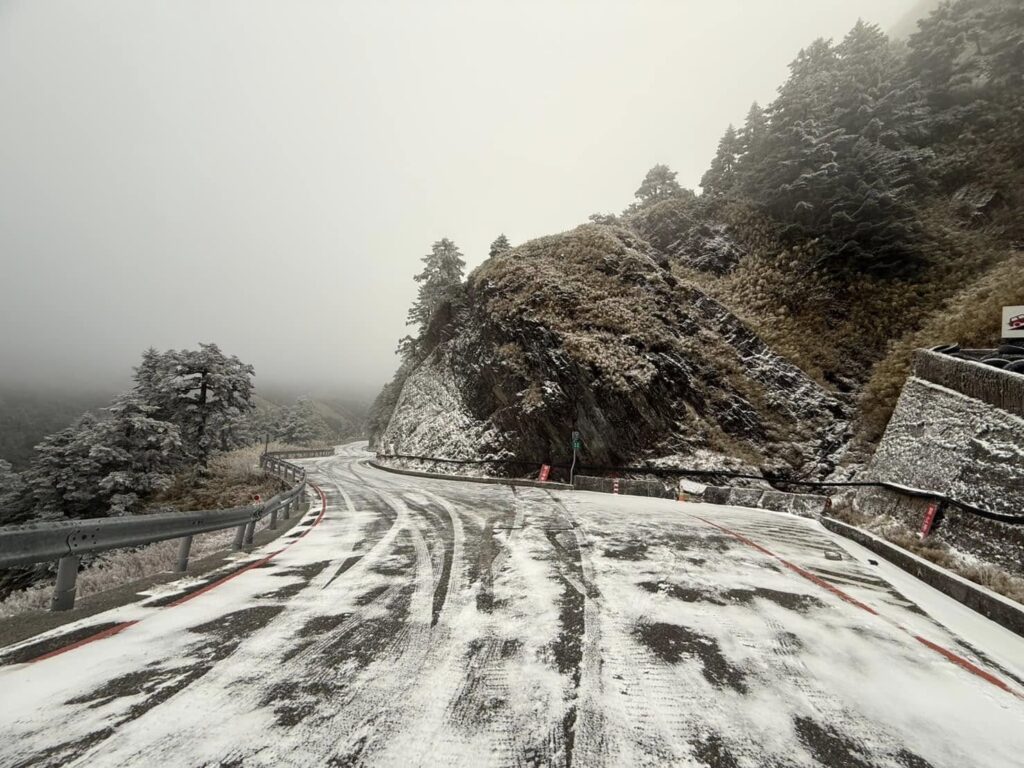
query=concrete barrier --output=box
[823,517,1024,638]
[572,476,675,498]
[368,460,573,490]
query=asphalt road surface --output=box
[1,444,1022,767]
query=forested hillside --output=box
[371,0,1024,472]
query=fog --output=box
[0,0,921,399]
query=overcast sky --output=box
[0,0,922,399]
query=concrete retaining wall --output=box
[857,349,1024,575]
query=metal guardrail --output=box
[0,448,332,611]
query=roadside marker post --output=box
[920,501,940,539]
[539,464,551,482]
[569,431,581,486]
[612,478,620,495]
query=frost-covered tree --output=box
[406,238,465,335]
[0,460,30,524]
[24,400,182,519]
[489,233,511,258]
[25,415,101,519]
[90,395,184,516]
[277,398,329,445]
[634,164,683,205]
[133,344,255,464]
[701,124,743,196]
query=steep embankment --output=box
[378,225,848,476]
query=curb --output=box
[367,460,573,490]
[822,517,1024,639]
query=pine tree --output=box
[133,344,255,465]
[634,164,683,205]
[406,238,466,334]
[23,400,183,519]
[91,395,184,516]
[25,415,105,519]
[489,234,511,258]
[0,460,30,524]
[277,398,329,445]
[701,124,743,196]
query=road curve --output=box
[1,443,1022,767]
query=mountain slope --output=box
[379,225,848,476]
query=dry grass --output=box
[829,505,1024,605]
[857,251,1024,443]
[0,527,237,618]
[153,441,318,511]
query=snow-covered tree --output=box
[634,164,683,205]
[406,238,465,335]
[90,395,184,516]
[133,344,255,464]
[701,124,743,196]
[0,460,30,524]
[25,414,106,519]
[24,400,183,519]
[277,398,329,445]
[489,233,511,258]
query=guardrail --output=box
[0,448,331,612]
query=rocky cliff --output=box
[377,224,849,477]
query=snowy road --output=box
[1,444,1023,767]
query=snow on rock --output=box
[379,347,505,461]
[376,224,849,478]
[859,363,1024,579]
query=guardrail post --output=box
[176,535,194,572]
[243,520,256,547]
[50,554,81,611]
[233,524,246,550]
[282,500,290,520]
[269,509,278,530]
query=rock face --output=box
[376,224,849,476]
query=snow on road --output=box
[1,443,1022,767]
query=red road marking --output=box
[689,513,1023,700]
[31,620,138,663]
[914,635,1016,695]
[26,482,329,664]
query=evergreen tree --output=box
[634,164,683,205]
[701,124,743,196]
[406,238,466,335]
[24,400,182,519]
[25,415,106,519]
[277,398,329,445]
[133,344,255,464]
[90,395,184,515]
[0,460,30,524]
[489,233,511,258]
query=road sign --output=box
[571,430,581,450]
[1002,305,1024,339]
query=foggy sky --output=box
[0,0,920,399]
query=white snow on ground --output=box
[0,444,1022,767]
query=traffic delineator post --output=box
[920,501,940,539]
